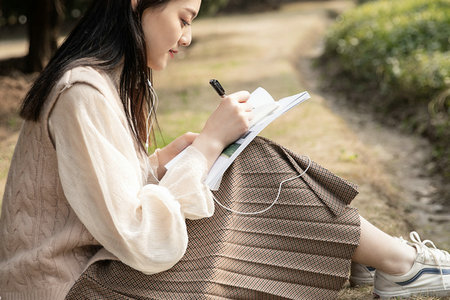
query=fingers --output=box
[246,110,254,122]
[199,90,253,151]
[221,91,252,112]
[225,90,250,103]
[243,102,252,112]
[220,91,253,126]
[182,132,199,144]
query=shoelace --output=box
[409,231,450,289]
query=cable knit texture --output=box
[0,67,213,300]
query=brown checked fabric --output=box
[66,137,361,300]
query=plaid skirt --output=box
[66,137,361,300]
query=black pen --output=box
[209,79,226,98]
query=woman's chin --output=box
[147,59,168,71]
[148,65,165,71]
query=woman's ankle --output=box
[380,244,417,276]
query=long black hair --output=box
[19,0,170,151]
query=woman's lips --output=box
[169,49,178,58]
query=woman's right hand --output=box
[192,91,252,169]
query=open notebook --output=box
[165,87,310,190]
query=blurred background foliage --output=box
[0,0,287,28]
[0,0,286,71]
[0,0,448,177]
[319,0,450,178]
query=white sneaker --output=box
[350,262,375,286]
[374,231,450,299]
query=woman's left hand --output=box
[156,132,199,178]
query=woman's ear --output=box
[131,0,138,10]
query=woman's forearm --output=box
[191,133,225,170]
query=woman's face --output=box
[140,0,201,70]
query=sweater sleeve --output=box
[49,82,214,275]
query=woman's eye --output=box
[181,19,191,27]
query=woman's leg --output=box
[352,216,416,275]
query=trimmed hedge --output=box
[320,0,450,177]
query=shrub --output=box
[320,0,450,177]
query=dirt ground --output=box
[0,1,448,299]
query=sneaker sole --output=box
[349,276,374,287]
[373,286,450,299]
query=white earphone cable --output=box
[147,78,311,215]
[146,79,159,152]
[211,155,312,215]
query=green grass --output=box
[149,111,208,152]
[320,0,450,177]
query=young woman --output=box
[0,0,448,299]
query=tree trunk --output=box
[26,0,63,73]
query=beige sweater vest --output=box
[0,68,119,300]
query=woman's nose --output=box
[179,29,192,47]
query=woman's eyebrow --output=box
[185,7,198,19]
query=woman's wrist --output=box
[191,133,224,169]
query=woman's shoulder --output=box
[54,66,116,99]
[45,66,122,120]
[48,66,126,127]
[53,66,118,102]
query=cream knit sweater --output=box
[0,67,214,300]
